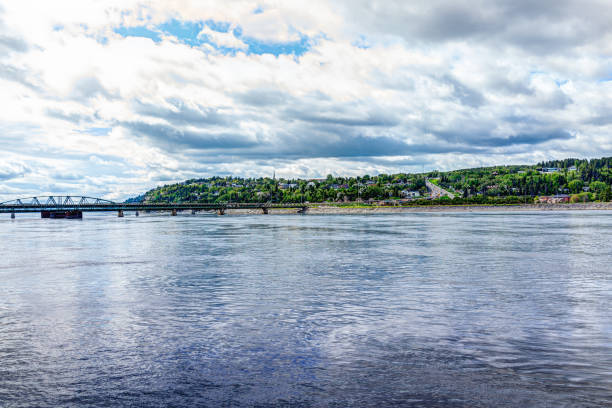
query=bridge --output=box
[0,196,308,218]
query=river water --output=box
[1,211,611,407]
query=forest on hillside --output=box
[129,157,612,205]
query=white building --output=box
[401,190,421,198]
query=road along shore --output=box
[209,202,612,215]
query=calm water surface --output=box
[1,211,611,407]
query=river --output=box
[1,211,610,407]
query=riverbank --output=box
[225,202,612,215]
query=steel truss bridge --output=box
[0,196,308,218]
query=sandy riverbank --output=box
[222,202,612,215]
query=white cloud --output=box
[1,0,612,200]
[197,25,247,50]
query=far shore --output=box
[217,202,612,215]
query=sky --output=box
[1,0,612,200]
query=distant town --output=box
[129,157,612,206]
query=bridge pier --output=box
[135,211,139,216]
[171,209,177,216]
[118,210,124,217]
[192,209,197,215]
[10,212,15,219]
[262,207,268,214]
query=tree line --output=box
[130,157,612,204]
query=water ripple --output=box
[0,212,611,407]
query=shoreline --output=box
[224,202,612,215]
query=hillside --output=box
[130,157,612,205]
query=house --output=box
[401,190,420,198]
[278,183,298,189]
[583,187,590,192]
[538,194,570,203]
[539,167,561,173]
[371,200,398,206]
[568,166,577,171]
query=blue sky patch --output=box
[205,19,231,33]
[113,18,312,56]
[241,34,311,57]
[352,35,371,49]
[80,127,112,136]
[113,25,161,43]
[597,75,612,82]
[158,19,205,46]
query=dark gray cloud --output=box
[0,163,29,181]
[281,94,400,128]
[490,77,534,96]
[51,172,83,181]
[441,75,485,107]
[0,6,29,56]
[71,76,116,100]
[586,114,612,126]
[151,174,177,182]
[122,121,259,151]
[46,108,93,124]
[430,128,573,147]
[484,130,574,147]
[0,35,28,54]
[277,131,411,157]
[286,109,399,127]
[342,0,612,53]
[176,121,489,164]
[121,86,578,166]
[503,115,545,125]
[0,64,39,90]
[234,88,291,106]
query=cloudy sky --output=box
[1,0,612,200]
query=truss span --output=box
[0,196,116,207]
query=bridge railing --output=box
[0,196,309,214]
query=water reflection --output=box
[0,212,610,407]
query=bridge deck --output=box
[0,203,309,213]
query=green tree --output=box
[589,181,607,195]
[568,179,584,194]
[600,186,611,202]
